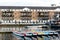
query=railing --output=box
[0,27,21,32]
[0,20,50,24]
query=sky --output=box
[0,0,60,6]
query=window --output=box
[54,12,60,20]
[38,12,49,20]
[2,11,14,20]
[20,12,32,20]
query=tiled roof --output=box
[0,6,59,9]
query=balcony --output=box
[2,17,14,20]
[20,17,31,20]
[0,20,49,25]
[38,17,49,20]
[21,13,31,15]
[21,15,31,17]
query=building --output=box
[0,6,59,32]
[0,6,59,40]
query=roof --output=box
[0,6,59,10]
